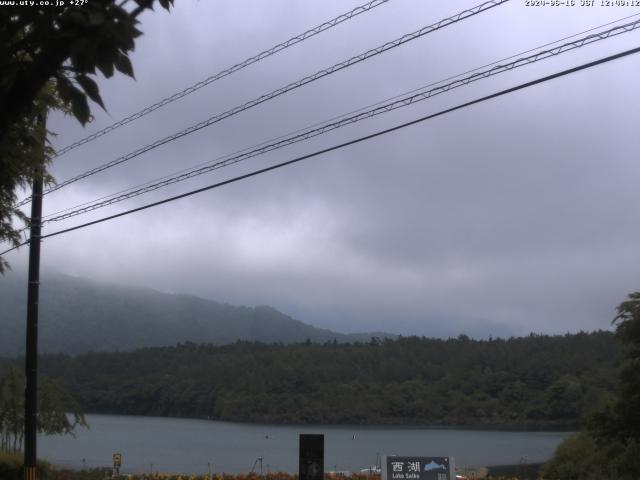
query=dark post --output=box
[24,114,45,480]
[299,434,324,480]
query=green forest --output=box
[4,330,620,427]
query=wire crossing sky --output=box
[52,0,393,159]
[17,0,508,206]
[38,17,640,225]
[5,44,639,254]
[38,11,640,222]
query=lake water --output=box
[38,414,573,475]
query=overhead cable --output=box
[3,43,639,257]
[41,12,640,222]
[53,0,393,158]
[17,0,508,207]
[40,17,640,224]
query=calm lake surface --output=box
[38,414,573,475]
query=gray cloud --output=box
[6,0,640,338]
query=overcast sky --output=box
[6,0,640,337]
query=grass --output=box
[0,451,53,480]
[1,454,543,480]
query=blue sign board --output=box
[382,456,455,480]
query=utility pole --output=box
[24,113,45,480]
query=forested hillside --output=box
[31,331,620,427]
[0,273,392,355]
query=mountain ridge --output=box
[0,272,396,356]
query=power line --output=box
[40,12,640,222]
[16,0,508,207]
[40,17,640,224]
[52,0,392,158]
[3,44,639,256]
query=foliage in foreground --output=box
[0,453,544,480]
[0,451,52,480]
[486,463,542,480]
[0,0,174,273]
[0,468,529,480]
[0,464,386,480]
[541,431,640,480]
[0,368,87,453]
[542,292,640,479]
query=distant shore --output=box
[78,409,580,431]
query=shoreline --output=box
[77,411,579,433]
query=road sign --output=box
[382,456,455,480]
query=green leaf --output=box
[134,0,154,8]
[76,75,105,110]
[114,53,134,78]
[55,74,75,105]
[70,89,91,125]
[113,22,138,51]
[96,58,114,78]
[130,26,143,39]
[66,10,88,26]
[0,63,20,90]
[87,10,105,26]
[57,75,91,125]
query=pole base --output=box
[24,466,37,480]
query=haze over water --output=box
[39,414,572,475]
